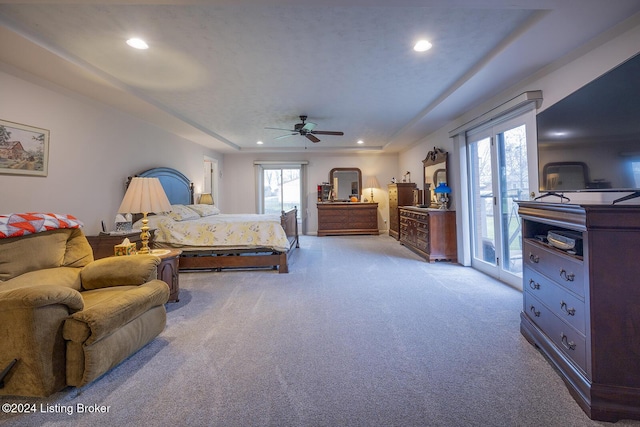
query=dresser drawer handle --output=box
[529,305,541,317]
[560,301,576,316]
[559,269,575,282]
[529,253,539,263]
[561,333,576,351]
[528,279,540,290]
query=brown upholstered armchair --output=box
[0,228,169,397]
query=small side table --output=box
[152,249,182,303]
[86,230,156,260]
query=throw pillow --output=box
[168,205,199,221]
[188,204,221,217]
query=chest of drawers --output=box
[317,202,378,236]
[523,241,588,373]
[388,183,416,239]
[398,207,456,262]
[518,201,640,422]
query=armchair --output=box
[0,226,169,397]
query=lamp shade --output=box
[365,175,380,202]
[434,182,451,194]
[199,193,214,205]
[118,177,172,214]
[365,176,380,190]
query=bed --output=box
[128,167,299,273]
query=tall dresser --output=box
[388,183,416,239]
[518,201,640,422]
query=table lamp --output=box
[434,182,451,209]
[118,177,172,254]
[199,193,214,205]
[365,176,380,202]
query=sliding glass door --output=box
[467,116,533,286]
[261,167,302,215]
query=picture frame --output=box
[0,119,50,177]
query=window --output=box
[262,167,301,215]
[255,161,307,233]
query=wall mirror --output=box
[423,147,448,208]
[330,168,362,201]
[541,161,589,191]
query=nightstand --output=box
[152,249,182,303]
[86,230,155,260]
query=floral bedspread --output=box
[140,213,290,252]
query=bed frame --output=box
[129,167,299,273]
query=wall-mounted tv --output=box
[536,53,640,202]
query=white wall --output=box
[222,152,398,234]
[0,68,223,235]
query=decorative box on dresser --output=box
[388,183,416,239]
[398,207,456,262]
[317,202,378,236]
[518,201,640,422]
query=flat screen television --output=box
[536,52,640,203]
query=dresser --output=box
[317,202,378,236]
[518,201,640,422]
[388,183,416,239]
[398,207,456,262]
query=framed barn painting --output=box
[0,119,50,177]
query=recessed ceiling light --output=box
[414,40,432,52]
[257,140,264,145]
[126,38,149,50]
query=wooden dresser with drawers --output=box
[518,201,640,422]
[317,202,378,236]
[398,207,456,262]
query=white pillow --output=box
[168,204,200,221]
[189,204,221,217]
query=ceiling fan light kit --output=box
[265,115,344,143]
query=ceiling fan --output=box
[265,115,344,143]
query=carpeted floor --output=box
[2,234,639,426]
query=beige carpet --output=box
[2,234,639,426]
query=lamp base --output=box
[438,195,449,210]
[138,213,151,254]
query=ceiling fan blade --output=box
[265,127,296,132]
[311,131,344,136]
[306,134,321,143]
[275,133,297,140]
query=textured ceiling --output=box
[1,1,640,153]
